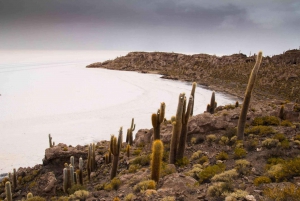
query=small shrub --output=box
[225,127,237,138]
[224,190,248,201]
[245,126,275,136]
[245,139,258,151]
[133,180,156,192]
[198,164,226,183]
[113,197,120,201]
[235,159,250,175]
[27,197,46,201]
[281,139,290,149]
[67,184,86,195]
[253,176,271,186]
[161,162,177,177]
[211,169,238,182]
[104,177,121,191]
[263,183,300,200]
[219,136,229,145]
[207,182,232,198]
[281,120,293,127]
[128,164,142,173]
[131,154,151,166]
[230,136,237,144]
[262,138,280,149]
[252,116,280,126]
[224,104,236,110]
[161,196,176,201]
[191,150,202,161]
[234,147,247,159]
[186,164,203,179]
[125,193,136,201]
[69,190,90,200]
[176,157,189,167]
[216,151,229,161]
[190,137,196,145]
[295,134,300,141]
[198,156,209,165]
[266,164,283,181]
[63,147,68,151]
[273,133,286,142]
[206,134,217,144]
[132,149,142,156]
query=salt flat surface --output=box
[0,50,235,174]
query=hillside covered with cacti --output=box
[1,51,300,201]
[87,49,300,102]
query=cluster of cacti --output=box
[5,181,12,201]
[110,127,123,180]
[190,82,197,116]
[87,143,96,181]
[169,92,194,164]
[151,102,166,140]
[48,134,55,148]
[207,91,217,114]
[150,140,164,182]
[237,51,263,141]
[126,118,135,145]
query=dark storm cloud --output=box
[0,0,299,55]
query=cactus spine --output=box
[110,127,123,180]
[237,51,263,141]
[126,118,135,145]
[5,181,12,201]
[78,157,83,185]
[150,140,164,182]
[152,102,166,140]
[177,95,193,160]
[190,82,197,116]
[169,93,185,164]
[12,168,17,191]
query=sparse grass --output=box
[133,180,156,193]
[216,151,229,161]
[263,183,300,200]
[252,116,280,126]
[234,147,247,159]
[281,120,293,127]
[253,176,271,186]
[245,125,275,136]
[198,164,226,183]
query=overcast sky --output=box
[0,0,299,55]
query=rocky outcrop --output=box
[87,49,300,101]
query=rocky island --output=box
[1,50,300,201]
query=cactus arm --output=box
[237,51,263,141]
[190,82,197,116]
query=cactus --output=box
[78,157,83,185]
[87,143,96,181]
[209,91,216,114]
[126,118,135,145]
[48,134,54,148]
[63,167,72,194]
[126,144,130,158]
[27,192,33,199]
[152,102,166,140]
[190,82,197,116]
[12,168,17,191]
[5,181,12,201]
[279,105,285,120]
[177,95,193,160]
[169,93,185,164]
[206,104,210,112]
[70,164,74,184]
[237,51,263,141]
[70,156,74,167]
[110,127,123,180]
[150,140,164,182]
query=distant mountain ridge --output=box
[87,49,300,101]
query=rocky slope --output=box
[1,99,300,201]
[87,49,300,101]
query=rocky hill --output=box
[87,49,300,101]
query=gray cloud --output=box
[0,0,299,55]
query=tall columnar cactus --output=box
[126,144,130,158]
[63,167,72,194]
[110,127,123,180]
[126,118,135,145]
[12,168,17,191]
[209,91,216,114]
[169,93,185,164]
[5,181,12,201]
[78,157,83,185]
[190,82,197,116]
[150,140,164,182]
[87,143,96,181]
[152,102,166,140]
[70,164,74,184]
[237,51,263,141]
[177,95,193,160]
[70,156,74,167]
[279,105,285,120]
[48,134,54,148]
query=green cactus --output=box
[126,118,135,145]
[237,51,263,141]
[70,164,74,185]
[152,102,166,140]
[110,127,123,180]
[190,82,197,116]
[12,168,17,191]
[63,166,72,194]
[150,140,164,182]
[5,181,12,201]
[48,134,54,148]
[87,143,96,181]
[177,95,193,160]
[27,192,33,199]
[126,144,130,158]
[169,93,185,164]
[209,91,216,114]
[78,157,83,185]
